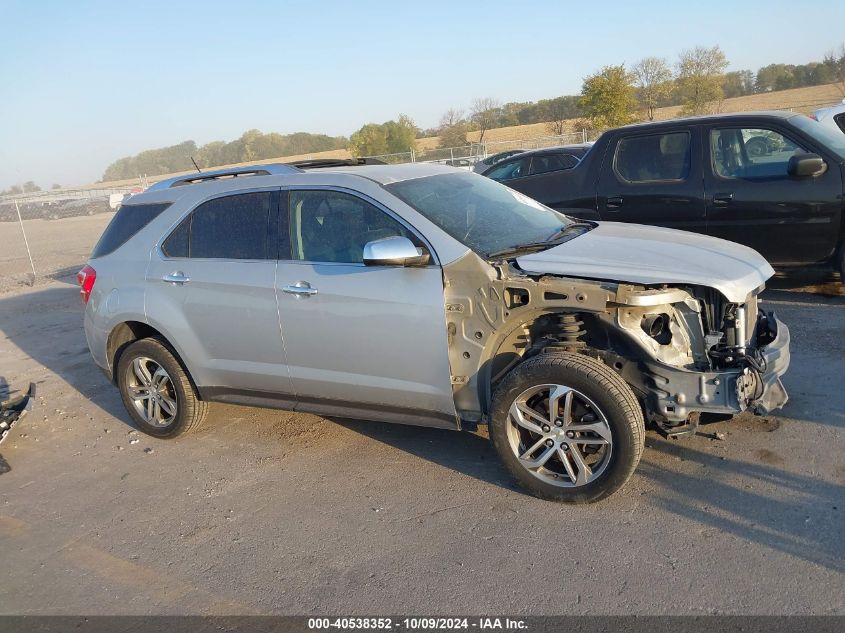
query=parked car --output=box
[80,162,790,503]
[482,144,591,181]
[813,99,845,135]
[472,149,528,173]
[486,112,845,280]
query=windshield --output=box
[792,114,845,161]
[385,172,573,257]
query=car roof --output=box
[492,144,591,160]
[612,110,801,132]
[127,162,462,205]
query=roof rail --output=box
[146,163,301,191]
[288,157,386,169]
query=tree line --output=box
[430,44,845,149]
[100,130,348,182]
[5,44,844,192]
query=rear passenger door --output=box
[274,188,457,428]
[595,129,707,233]
[145,189,293,399]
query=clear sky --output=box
[1,0,844,189]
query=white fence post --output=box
[14,200,37,285]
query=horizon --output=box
[2,0,844,189]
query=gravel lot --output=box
[0,241,843,615]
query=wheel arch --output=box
[106,320,198,393]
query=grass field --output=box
[83,82,845,190]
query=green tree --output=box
[384,114,418,153]
[676,45,729,115]
[348,123,389,157]
[578,65,637,130]
[22,181,41,193]
[631,57,674,121]
[542,96,581,134]
[51,183,62,190]
[722,70,755,97]
[348,116,417,157]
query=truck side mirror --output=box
[787,153,826,178]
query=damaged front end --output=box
[441,252,790,435]
[610,284,790,435]
[1,382,36,444]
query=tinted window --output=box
[161,216,189,257]
[484,158,525,181]
[386,172,573,257]
[90,202,171,258]
[710,128,806,179]
[614,132,691,183]
[289,190,415,264]
[528,153,579,175]
[835,113,845,134]
[163,192,272,259]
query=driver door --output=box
[274,188,458,429]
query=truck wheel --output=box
[489,352,644,503]
[116,338,208,438]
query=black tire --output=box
[116,337,208,438]
[489,352,644,503]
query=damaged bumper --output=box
[1,382,36,444]
[643,312,790,424]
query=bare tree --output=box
[439,107,465,129]
[543,96,580,135]
[632,57,674,121]
[824,43,845,96]
[470,97,501,144]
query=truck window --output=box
[613,132,691,183]
[710,128,806,179]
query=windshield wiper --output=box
[487,221,594,259]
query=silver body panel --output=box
[83,164,790,431]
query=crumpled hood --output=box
[516,222,774,303]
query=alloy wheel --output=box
[506,383,613,487]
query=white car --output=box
[813,98,845,134]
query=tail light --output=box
[77,265,97,304]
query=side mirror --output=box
[787,153,826,178]
[363,236,431,267]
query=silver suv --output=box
[80,162,790,503]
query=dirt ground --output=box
[0,227,843,615]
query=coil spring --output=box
[548,313,586,351]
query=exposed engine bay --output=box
[442,252,790,434]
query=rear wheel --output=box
[116,338,208,438]
[489,352,644,503]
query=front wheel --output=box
[489,352,644,503]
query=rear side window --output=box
[161,192,272,259]
[485,158,525,181]
[90,202,171,258]
[528,153,579,175]
[614,132,691,183]
[834,113,845,134]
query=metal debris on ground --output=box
[0,382,36,445]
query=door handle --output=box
[606,196,623,210]
[162,271,190,285]
[282,281,318,297]
[713,193,734,206]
